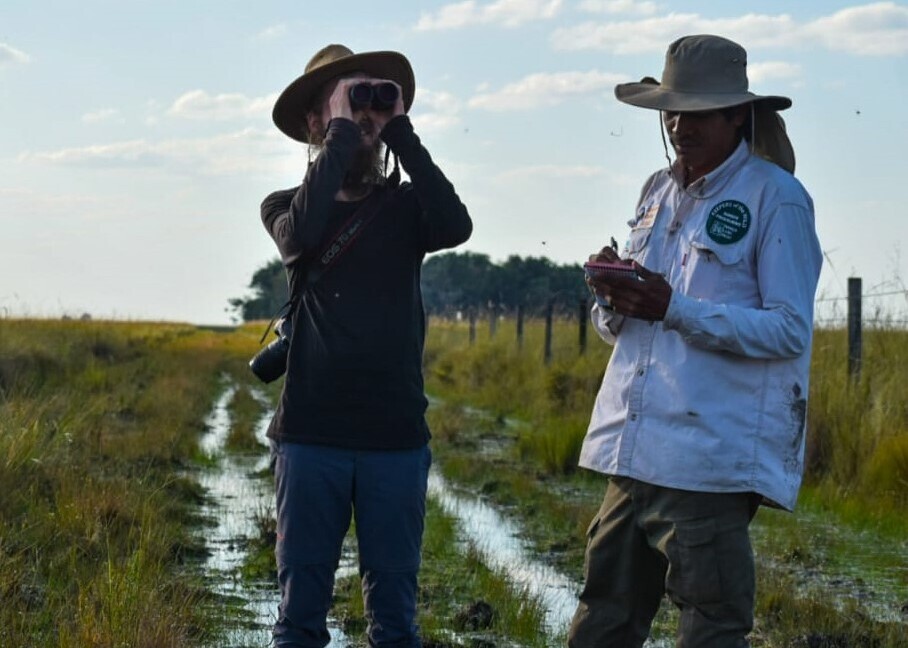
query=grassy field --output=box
[423,315,908,646]
[0,319,263,647]
[2,315,906,647]
[424,315,908,526]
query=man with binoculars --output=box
[260,44,472,647]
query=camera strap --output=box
[257,187,388,344]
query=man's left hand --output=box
[597,262,672,321]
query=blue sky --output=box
[1,0,906,324]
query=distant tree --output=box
[496,255,587,314]
[228,258,287,322]
[231,252,588,322]
[421,252,586,317]
[421,252,499,314]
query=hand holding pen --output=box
[584,236,672,321]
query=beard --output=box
[309,119,385,193]
[342,140,384,192]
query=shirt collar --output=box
[670,139,750,200]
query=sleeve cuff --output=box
[325,117,362,144]
[379,114,415,148]
[663,290,697,332]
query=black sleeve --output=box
[261,119,361,266]
[380,115,473,252]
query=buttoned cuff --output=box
[663,290,697,331]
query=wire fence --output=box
[444,278,908,372]
[813,284,908,329]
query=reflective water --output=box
[427,470,674,647]
[198,390,904,646]
[428,470,578,636]
[198,386,351,647]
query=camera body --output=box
[249,317,292,383]
[348,82,399,112]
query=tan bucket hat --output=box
[273,44,415,143]
[616,35,796,172]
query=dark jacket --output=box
[261,115,472,449]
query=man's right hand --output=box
[325,78,357,122]
[588,245,622,264]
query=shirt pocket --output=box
[681,237,748,299]
[623,226,653,263]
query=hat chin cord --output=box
[658,103,755,201]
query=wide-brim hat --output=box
[273,44,415,143]
[616,34,796,173]
[615,34,791,112]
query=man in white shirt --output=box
[569,35,822,647]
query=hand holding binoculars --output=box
[348,82,399,112]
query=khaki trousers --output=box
[568,477,757,648]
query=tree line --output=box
[229,252,589,322]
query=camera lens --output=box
[372,83,399,111]
[348,83,373,111]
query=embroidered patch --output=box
[706,200,751,244]
[639,203,659,229]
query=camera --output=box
[249,317,292,383]
[348,82,399,112]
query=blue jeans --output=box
[271,440,431,648]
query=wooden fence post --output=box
[578,297,589,355]
[469,308,477,346]
[848,277,862,380]
[516,304,524,350]
[543,301,554,365]
[489,303,498,338]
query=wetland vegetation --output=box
[1,316,905,646]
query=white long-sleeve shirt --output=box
[579,141,822,510]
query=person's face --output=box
[307,73,379,147]
[662,106,747,183]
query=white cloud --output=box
[0,43,30,67]
[411,88,462,133]
[803,2,908,56]
[18,128,290,176]
[254,23,288,41]
[82,108,120,124]
[468,70,627,111]
[415,0,563,30]
[551,4,908,56]
[167,90,278,121]
[747,61,802,84]
[550,12,797,54]
[578,0,659,16]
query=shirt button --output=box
[630,413,638,421]
[637,368,645,376]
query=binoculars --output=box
[349,82,399,111]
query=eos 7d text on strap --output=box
[250,189,388,382]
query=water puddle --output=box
[197,385,351,647]
[428,470,579,637]
[196,389,906,647]
[427,470,676,647]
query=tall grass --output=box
[806,327,908,518]
[0,319,263,647]
[424,317,908,645]
[425,317,609,475]
[425,316,908,529]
